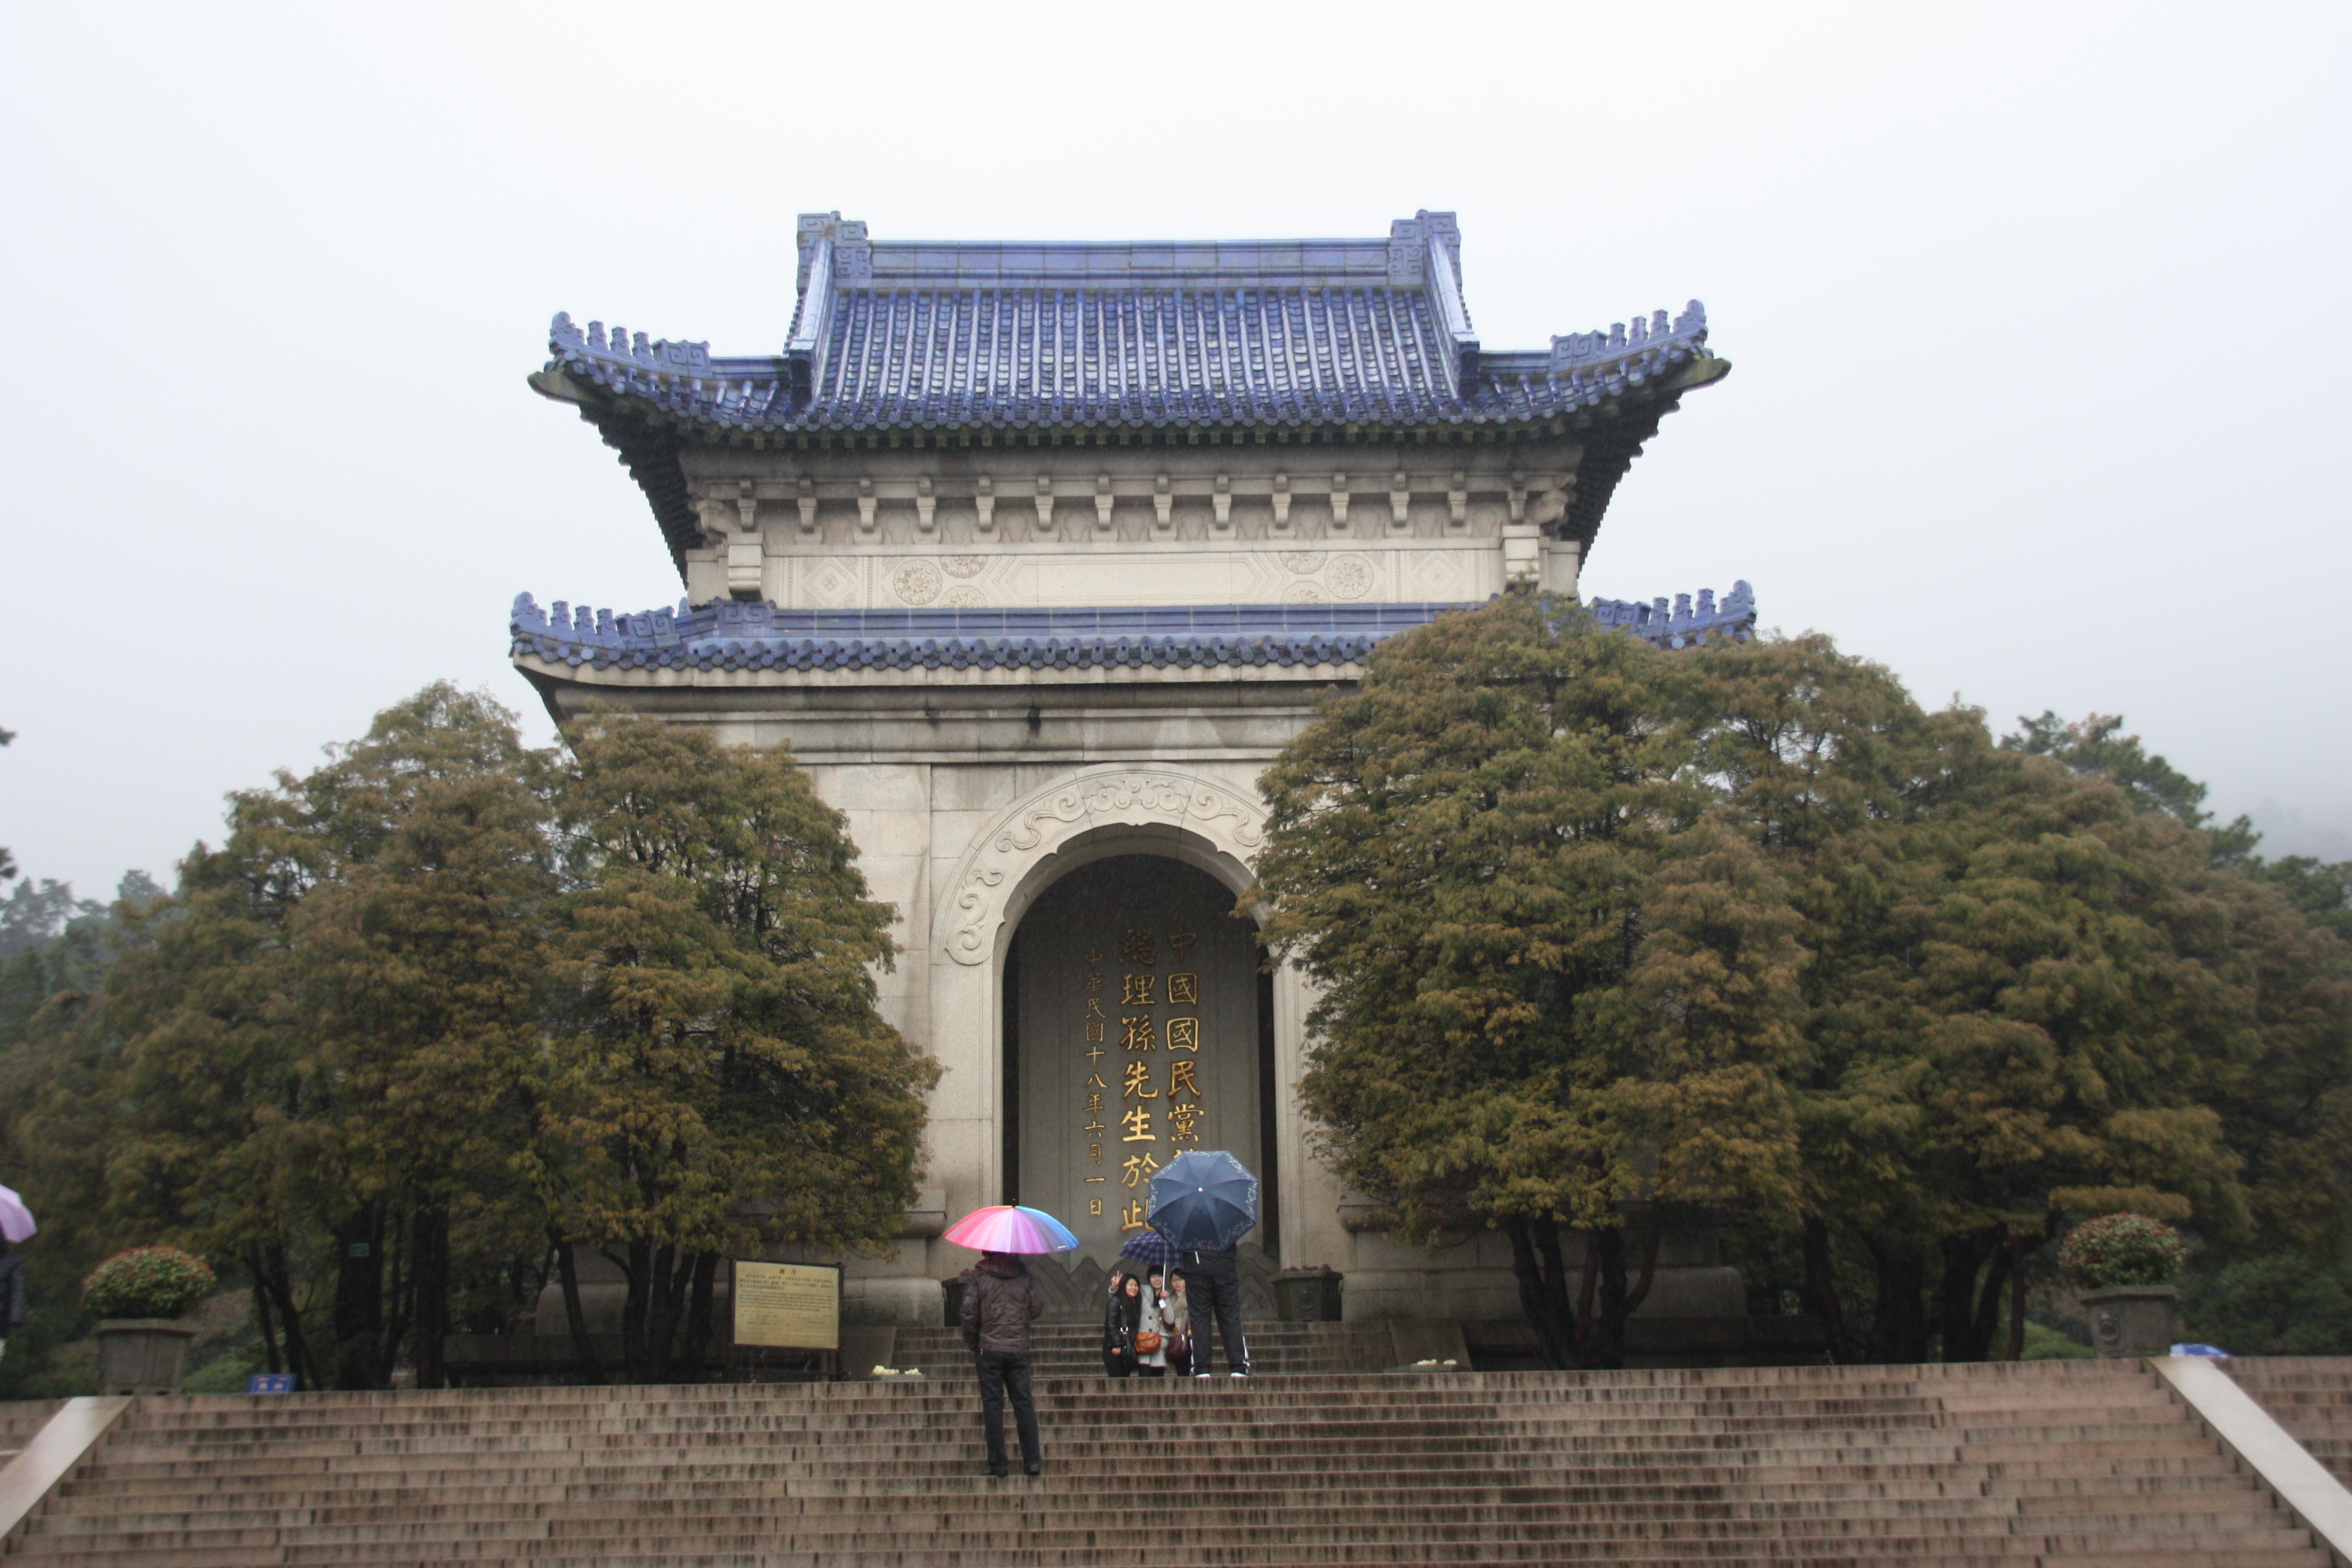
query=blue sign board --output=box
[246,1373,297,1395]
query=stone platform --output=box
[4,1359,2344,1564]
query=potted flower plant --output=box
[85,1245,216,1395]
[2059,1213,2187,1359]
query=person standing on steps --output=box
[1161,1270,1193,1376]
[1178,1243,1250,1378]
[1102,1268,1142,1378]
[1137,1267,1171,1379]
[0,1240,24,1368]
[959,1249,1046,1477]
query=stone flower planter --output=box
[2079,1284,2180,1359]
[1273,1268,1344,1322]
[95,1319,201,1395]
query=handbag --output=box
[1134,1330,1163,1355]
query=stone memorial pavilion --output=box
[512,210,1755,1329]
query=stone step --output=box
[6,1361,2332,1566]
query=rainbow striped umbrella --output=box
[941,1205,1080,1255]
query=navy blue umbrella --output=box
[1118,1229,1180,1271]
[1147,1150,1260,1252]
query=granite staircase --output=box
[2,1360,2335,1566]
[2228,1357,2352,1490]
[881,1321,1395,1379]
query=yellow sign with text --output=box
[732,1261,840,1350]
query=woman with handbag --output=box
[1158,1268,1192,1378]
[1102,1268,1142,1378]
[1135,1268,1169,1378]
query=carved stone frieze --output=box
[943,767,1267,966]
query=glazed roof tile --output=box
[538,211,1721,438]
[508,585,1756,677]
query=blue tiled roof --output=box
[510,594,1467,673]
[538,211,1721,439]
[509,584,1757,676]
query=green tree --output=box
[1719,669,2338,1362]
[540,714,939,1382]
[1253,596,1807,1369]
[85,684,557,1390]
[2005,711,2259,864]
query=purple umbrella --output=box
[1119,1229,1179,1271]
[0,1184,35,1244]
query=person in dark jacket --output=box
[1101,1269,1141,1378]
[1177,1243,1250,1377]
[0,1241,24,1368]
[959,1250,1046,1476]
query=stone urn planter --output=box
[95,1319,202,1395]
[2080,1284,2181,1359]
[1273,1267,1344,1322]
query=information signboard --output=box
[732,1261,841,1351]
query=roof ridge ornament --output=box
[1583,580,1757,648]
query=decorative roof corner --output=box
[1586,580,1757,648]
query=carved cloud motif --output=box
[944,767,1267,965]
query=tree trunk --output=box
[330,1204,386,1389]
[677,1251,720,1381]
[1581,1229,1632,1370]
[2005,1234,2028,1362]
[550,1227,602,1384]
[1503,1216,1578,1370]
[1861,1233,1928,1363]
[412,1205,450,1390]
[1967,1233,2012,1363]
[620,1242,651,1383]
[1934,1229,2003,1363]
[1800,1217,1854,1365]
[646,1244,680,1378]
[260,1242,322,1391]
[248,1251,282,1376]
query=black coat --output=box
[0,1251,25,1333]
[1101,1291,1139,1371]
[960,1255,1044,1356]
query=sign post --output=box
[730,1260,843,1380]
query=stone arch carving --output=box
[940,766,1267,966]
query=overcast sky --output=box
[3,2,2346,899]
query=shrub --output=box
[80,1246,216,1320]
[2057,1214,2187,1291]
[2181,1253,2352,1357]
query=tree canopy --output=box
[0,686,936,1396]
[1253,596,2352,1367]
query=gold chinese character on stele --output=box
[1120,929,1156,964]
[1167,973,1199,1005]
[1168,1059,1200,1099]
[1169,1102,1204,1142]
[1120,1151,1161,1188]
[1168,932,1197,962]
[1121,1060,1159,1100]
[1120,1104,1154,1142]
[1166,1017,1199,1053]
[1121,1016,1157,1051]
[1121,973,1157,1006]
[1120,1199,1147,1233]
[1090,1198,1104,1217]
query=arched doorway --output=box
[1001,853,1277,1267]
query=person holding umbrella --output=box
[1148,1151,1260,1380]
[944,1204,1072,1478]
[0,1183,35,1369]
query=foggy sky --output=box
[4,2,2347,900]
